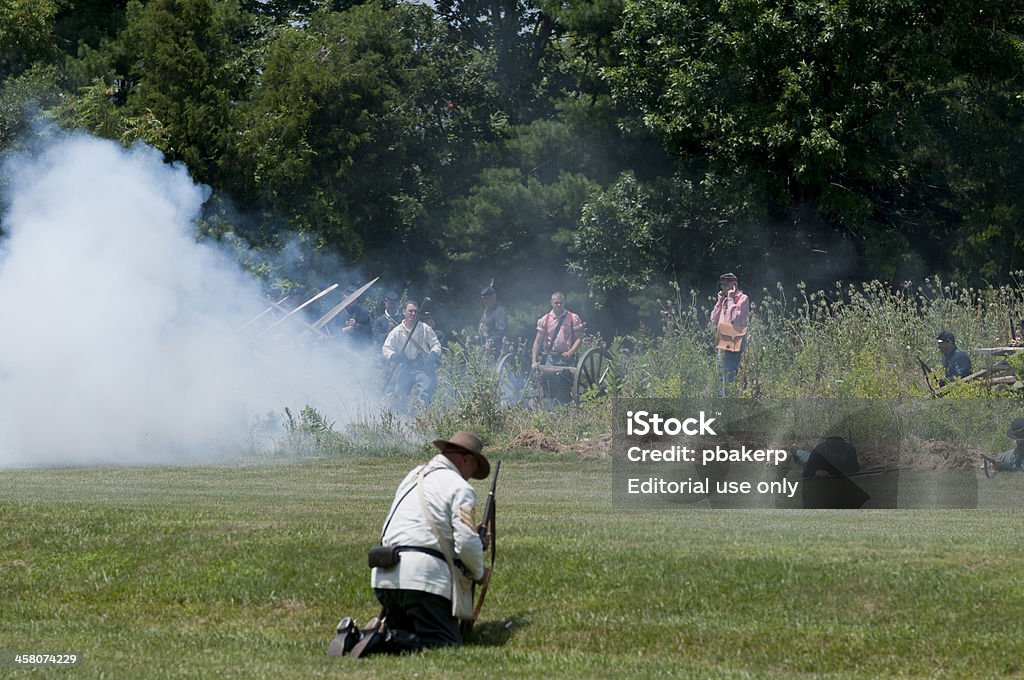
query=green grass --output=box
[2,457,1024,678]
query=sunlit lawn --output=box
[2,457,1024,678]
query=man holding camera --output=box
[710,272,750,396]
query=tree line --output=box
[2,0,1023,333]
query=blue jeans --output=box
[718,336,747,396]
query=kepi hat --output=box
[1006,418,1024,441]
[433,431,490,479]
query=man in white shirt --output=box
[331,431,491,657]
[382,300,442,411]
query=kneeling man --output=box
[330,431,491,657]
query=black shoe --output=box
[349,617,387,659]
[362,616,380,633]
[327,617,360,657]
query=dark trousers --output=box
[369,588,461,654]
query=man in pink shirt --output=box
[532,291,584,404]
[710,273,750,395]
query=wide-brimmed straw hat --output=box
[1006,418,1024,441]
[433,431,490,479]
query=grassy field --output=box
[2,455,1024,678]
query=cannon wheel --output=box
[496,351,542,409]
[573,347,613,403]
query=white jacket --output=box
[371,454,485,598]
[382,322,441,362]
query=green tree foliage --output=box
[434,90,658,320]
[0,1,61,200]
[117,0,247,183]
[573,172,674,294]
[571,169,743,295]
[240,0,321,23]
[605,0,1024,282]
[54,0,127,54]
[0,0,59,81]
[441,163,597,292]
[233,2,500,266]
[430,0,662,310]
[54,1,130,95]
[7,0,1024,328]
[434,0,557,116]
[0,66,63,150]
[55,78,169,148]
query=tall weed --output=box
[269,277,1024,455]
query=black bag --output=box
[368,545,400,569]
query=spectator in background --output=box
[710,273,750,396]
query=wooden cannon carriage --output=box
[496,345,613,408]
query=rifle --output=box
[463,459,500,634]
[981,451,1023,479]
[980,453,1003,479]
[916,354,937,397]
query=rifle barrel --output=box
[479,460,500,546]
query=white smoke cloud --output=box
[0,131,379,467]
